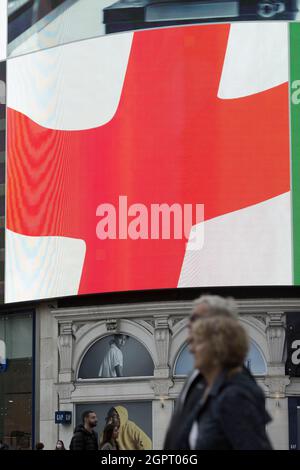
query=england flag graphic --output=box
[6,22,292,302]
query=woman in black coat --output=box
[187,316,272,450]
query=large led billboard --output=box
[0,0,7,61]
[6,1,300,57]
[5,20,299,302]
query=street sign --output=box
[55,411,72,424]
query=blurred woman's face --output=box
[113,427,119,440]
[192,334,214,371]
[56,441,63,449]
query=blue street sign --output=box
[55,411,72,424]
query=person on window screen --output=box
[101,406,152,450]
[98,334,129,378]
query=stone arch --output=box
[169,315,269,376]
[240,316,270,363]
[169,318,189,372]
[73,319,158,378]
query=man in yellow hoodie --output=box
[105,406,152,450]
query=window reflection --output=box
[174,340,267,376]
[0,313,33,450]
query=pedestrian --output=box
[35,442,44,450]
[69,410,98,450]
[164,295,260,449]
[0,439,9,450]
[186,315,272,449]
[55,439,66,450]
[99,424,119,450]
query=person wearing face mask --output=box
[55,440,66,450]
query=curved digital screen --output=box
[7,1,300,57]
[0,0,7,61]
[5,20,299,302]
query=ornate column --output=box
[56,383,75,448]
[151,315,173,448]
[266,312,286,366]
[150,379,174,450]
[57,321,75,383]
[264,312,288,391]
[264,312,290,449]
[264,376,290,398]
[154,315,171,378]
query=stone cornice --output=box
[51,298,300,322]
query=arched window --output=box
[78,333,155,379]
[0,339,7,371]
[174,340,267,376]
[245,341,267,376]
[174,344,194,376]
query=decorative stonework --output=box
[72,322,86,334]
[150,379,174,397]
[72,321,98,340]
[154,316,171,369]
[106,319,118,332]
[172,317,185,326]
[56,382,75,401]
[139,319,155,328]
[264,376,290,397]
[58,322,74,376]
[59,321,73,336]
[252,315,267,326]
[266,313,286,364]
[53,299,300,322]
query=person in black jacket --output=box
[164,295,261,450]
[0,440,9,450]
[55,439,66,450]
[186,315,272,450]
[70,410,98,450]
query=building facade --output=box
[32,297,300,450]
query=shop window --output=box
[76,401,152,450]
[0,312,33,449]
[78,334,154,379]
[174,340,267,376]
[245,341,267,376]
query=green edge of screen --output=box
[290,22,300,285]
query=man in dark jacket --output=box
[70,410,98,450]
[163,295,262,450]
[0,440,9,450]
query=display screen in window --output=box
[76,401,152,450]
[78,334,155,379]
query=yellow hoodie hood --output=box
[114,405,152,450]
[115,406,128,426]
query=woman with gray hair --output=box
[186,315,272,450]
[164,295,259,450]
